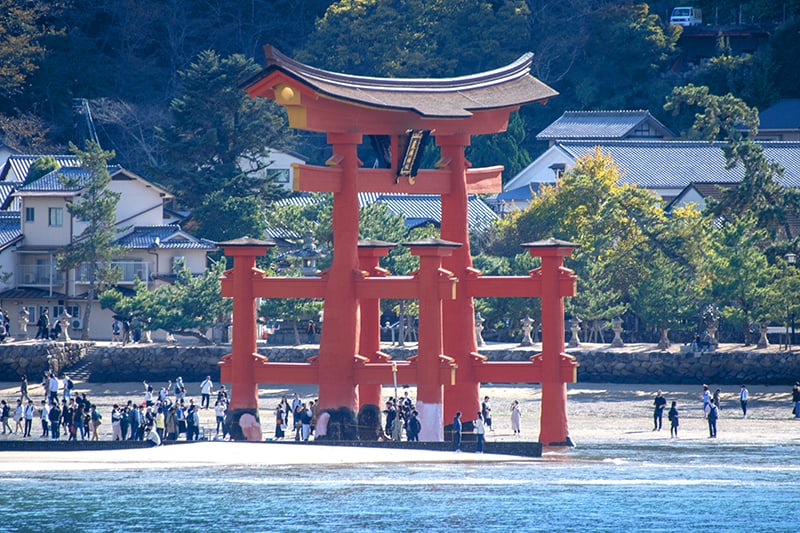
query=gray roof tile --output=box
[275,193,498,232]
[537,110,674,141]
[116,225,217,250]
[558,140,800,189]
[0,211,22,249]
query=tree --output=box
[556,3,680,111]
[195,190,268,243]
[298,0,531,78]
[0,0,59,99]
[491,147,695,341]
[156,50,291,233]
[100,259,231,344]
[665,84,792,238]
[702,215,778,345]
[57,141,124,340]
[25,156,59,184]
[629,252,698,348]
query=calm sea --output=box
[2,441,799,532]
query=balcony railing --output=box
[75,261,152,285]
[17,264,64,287]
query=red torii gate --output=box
[219,46,579,445]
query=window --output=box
[53,305,80,319]
[48,207,63,227]
[267,169,291,184]
[25,207,34,222]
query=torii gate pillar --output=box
[526,240,579,446]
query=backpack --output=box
[67,379,74,390]
[410,417,421,434]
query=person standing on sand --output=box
[481,396,493,431]
[453,411,462,452]
[510,400,522,435]
[653,390,667,431]
[707,399,719,438]
[739,385,749,418]
[668,401,679,438]
[20,375,31,402]
[793,383,800,418]
[200,376,213,409]
[474,412,485,453]
[702,385,711,417]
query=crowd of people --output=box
[0,372,101,440]
[0,373,231,446]
[272,393,319,441]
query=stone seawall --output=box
[0,342,92,380]
[2,343,800,385]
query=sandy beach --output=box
[1,377,797,456]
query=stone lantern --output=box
[294,230,326,277]
[611,316,624,347]
[568,317,582,348]
[475,312,485,347]
[58,311,72,342]
[519,316,535,347]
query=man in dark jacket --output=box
[453,411,462,452]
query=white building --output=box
[0,158,216,340]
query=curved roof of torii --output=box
[243,46,558,119]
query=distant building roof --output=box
[15,165,173,199]
[537,110,675,142]
[274,193,498,233]
[557,140,800,189]
[116,225,216,250]
[244,46,558,119]
[758,99,800,131]
[0,154,80,183]
[0,211,22,250]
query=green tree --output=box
[703,215,778,345]
[156,50,291,232]
[195,191,268,243]
[100,259,230,344]
[25,156,59,184]
[299,0,531,77]
[58,141,124,340]
[629,252,698,348]
[665,84,792,238]
[560,3,680,110]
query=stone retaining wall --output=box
[0,342,91,380]
[3,343,800,385]
[569,348,800,385]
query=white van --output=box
[670,6,702,26]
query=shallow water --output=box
[3,442,799,532]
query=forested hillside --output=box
[1,0,798,180]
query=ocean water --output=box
[2,442,799,532]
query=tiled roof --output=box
[558,140,800,189]
[0,211,21,250]
[759,99,800,130]
[18,166,88,192]
[537,110,674,141]
[245,46,558,119]
[275,193,498,232]
[0,154,80,183]
[0,288,67,300]
[116,225,217,250]
[0,183,17,209]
